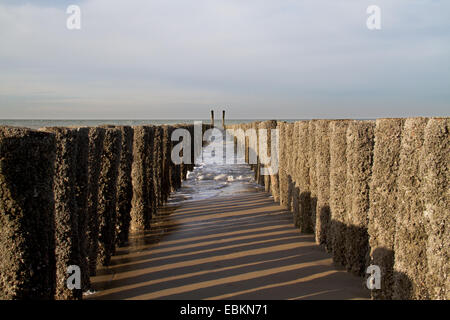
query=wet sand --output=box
[88,190,370,300]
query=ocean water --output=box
[167,130,263,203]
[0,119,296,129]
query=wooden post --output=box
[222,110,226,128]
[211,110,214,127]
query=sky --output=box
[0,0,449,119]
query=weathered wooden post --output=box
[211,110,215,127]
[222,110,226,129]
[0,127,56,300]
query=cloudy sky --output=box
[0,0,449,119]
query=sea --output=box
[0,119,296,130]
[168,130,265,204]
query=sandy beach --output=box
[88,190,369,300]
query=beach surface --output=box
[88,190,369,300]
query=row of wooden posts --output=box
[0,123,210,300]
[227,118,448,300]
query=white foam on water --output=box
[213,173,228,181]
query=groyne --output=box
[0,123,210,300]
[0,118,447,300]
[227,118,449,300]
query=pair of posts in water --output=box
[211,110,225,128]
